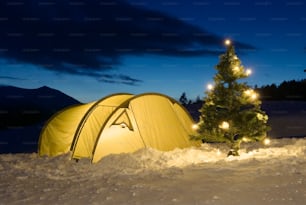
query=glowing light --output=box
[256,113,264,121]
[207,84,214,90]
[257,113,268,122]
[251,93,257,100]
[192,124,199,130]
[242,137,249,142]
[244,89,258,100]
[216,149,221,156]
[263,138,271,146]
[244,89,252,96]
[246,68,252,76]
[224,39,231,46]
[219,121,229,130]
[232,66,240,73]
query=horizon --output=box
[1,0,305,102]
[2,77,306,103]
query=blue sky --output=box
[0,0,305,102]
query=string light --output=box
[245,68,252,76]
[244,89,252,96]
[224,39,231,46]
[244,89,258,100]
[207,84,214,90]
[192,124,199,130]
[242,137,250,142]
[219,121,229,130]
[232,66,240,73]
[263,138,271,146]
[251,93,257,100]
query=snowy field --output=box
[0,138,305,205]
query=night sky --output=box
[0,0,305,102]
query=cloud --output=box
[0,75,26,81]
[97,74,143,85]
[0,0,253,84]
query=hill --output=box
[0,85,80,153]
[0,85,80,129]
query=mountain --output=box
[0,85,81,153]
[0,85,80,129]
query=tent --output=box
[38,93,201,163]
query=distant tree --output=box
[195,96,201,103]
[179,92,188,105]
[193,40,270,156]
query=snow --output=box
[0,138,305,205]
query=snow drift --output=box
[0,138,305,205]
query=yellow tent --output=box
[38,93,201,163]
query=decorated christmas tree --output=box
[194,39,270,156]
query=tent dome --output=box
[38,93,201,163]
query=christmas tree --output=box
[194,39,270,156]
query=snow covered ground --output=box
[0,138,305,205]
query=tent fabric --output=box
[38,102,95,156]
[39,93,201,163]
[71,94,134,159]
[92,108,145,163]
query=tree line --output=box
[179,78,306,105]
[256,79,306,100]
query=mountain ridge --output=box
[0,85,81,129]
[0,85,81,153]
